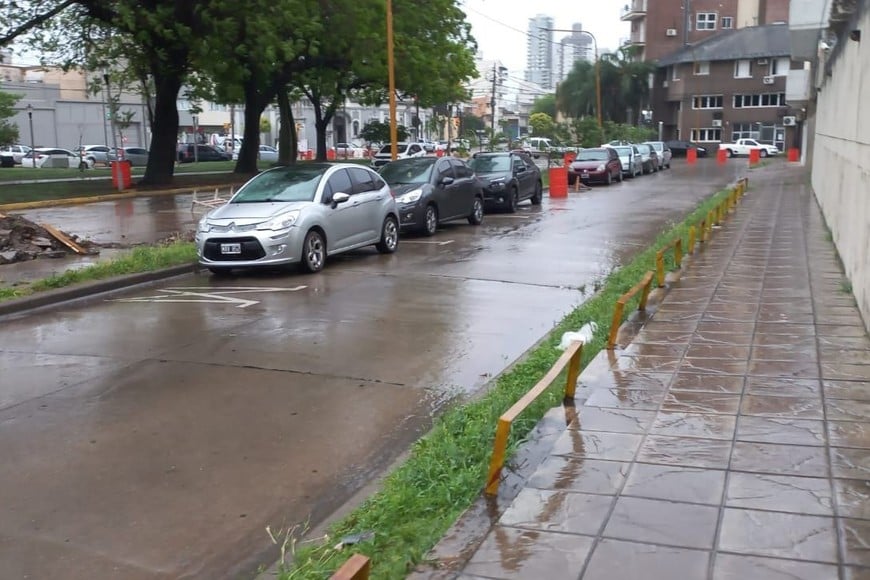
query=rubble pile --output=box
[0,214,99,265]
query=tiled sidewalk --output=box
[455,165,870,580]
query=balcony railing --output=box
[621,0,648,21]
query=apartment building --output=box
[654,23,801,149]
[525,14,555,90]
[622,0,790,61]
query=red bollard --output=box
[788,148,800,162]
[435,149,444,158]
[687,147,697,164]
[327,148,336,161]
[548,167,568,198]
[716,148,727,165]
[749,149,760,165]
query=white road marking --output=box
[401,240,455,246]
[111,286,307,308]
[486,215,530,219]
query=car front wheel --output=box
[760,149,768,158]
[300,229,326,273]
[468,197,484,225]
[422,204,438,236]
[376,215,399,253]
[507,188,519,213]
[530,182,543,205]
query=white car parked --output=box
[21,148,94,169]
[370,142,426,168]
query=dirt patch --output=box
[0,214,99,265]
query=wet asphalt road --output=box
[0,159,747,579]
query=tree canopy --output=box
[0,90,20,146]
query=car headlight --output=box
[197,215,211,233]
[596,164,606,172]
[396,189,423,204]
[257,210,300,231]
[488,179,506,190]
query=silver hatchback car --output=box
[196,163,399,274]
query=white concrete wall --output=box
[811,6,870,330]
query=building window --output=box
[733,93,786,108]
[696,12,717,30]
[691,128,722,141]
[693,61,710,75]
[671,64,680,81]
[734,59,752,78]
[692,95,724,109]
[732,123,760,141]
[769,57,790,76]
[176,99,190,111]
[721,16,734,29]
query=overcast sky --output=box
[462,0,630,74]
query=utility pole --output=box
[490,62,497,149]
[104,73,121,191]
[230,104,236,155]
[387,0,398,160]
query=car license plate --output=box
[220,243,242,255]
[582,171,589,176]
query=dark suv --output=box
[468,151,543,212]
[665,140,708,158]
[177,143,231,163]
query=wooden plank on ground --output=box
[40,223,87,254]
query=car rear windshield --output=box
[231,166,325,203]
[613,147,632,156]
[577,149,608,161]
[378,158,435,184]
[647,142,663,151]
[469,156,511,172]
[378,144,408,154]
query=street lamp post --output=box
[544,28,602,129]
[386,0,398,160]
[26,104,36,169]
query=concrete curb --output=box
[0,262,197,318]
[0,182,248,211]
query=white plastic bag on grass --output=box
[557,321,598,350]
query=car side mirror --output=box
[440,176,455,186]
[331,192,350,206]
[515,165,526,173]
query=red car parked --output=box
[568,147,623,186]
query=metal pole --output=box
[26,105,36,169]
[230,104,236,156]
[193,115,199,163]
[490,63,496,150]
[104,74,121,190]
[387,0,398,160]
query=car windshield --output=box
[637,145,651,154]
[577,149,608,161]
[378,158,435,184]
[469,155,511,172]
[614,147,632,156]
[231,166,325,203]
[378,144,407,154]
[647,143,663,151]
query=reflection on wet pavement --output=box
[433,164,870,579]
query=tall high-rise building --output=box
[525,14,554,90]
[555,23,594,85]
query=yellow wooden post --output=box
[688,226,696,253]
[485,419,512,495]
[331,554,371,580]
[655,249,665,287]
[675,238,683,267]
[607,300,626,350]
[564,343,583,399]
[639,271,653,310]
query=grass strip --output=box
[0,242,196,302]
[279,184,737,579]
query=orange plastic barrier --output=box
[749,149,760,165]
[788,148,799,162]
[327,148,336,161]
[111,161,132,190]
[548,167,568,197]
[435,149,444,158]
[716,148,727,164]
[687,148,697,164]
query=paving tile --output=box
[661,391,742,414]
[549,430,642,462]
[745,377,821,397]
[621,463,725,505]
[695,321,757,334]
[751,345,819,362]
[649,411,737,440]
[828,421,870,449]
[747,359,820,379]
[684,344,751,360]
[756,335,817,348]
[834,479,870,520]
[602,496,719,549]
[731,441,829,477]
[582,538,710,580]
[823,363,870,382]
[818,335,870,350]
[693,331,755,346]
[712,553,839,579]
[632,329,695,344]
[736,416,826,446]
[646,320,700,332]
[816,325,870,338]
[571,407,655,434]
[464,526,594,580]
[498,488,613,535]
[840,518,870,566]
[844,567,870,580]
[824,380,870,400]
[819,350,870,365]
[526,457,629,495]
[669,372,744,393]
[702,311,759,323]
[757,311,816,324]
[637,435,732,469]
[578,371,672,393]
[826,399,870,422]
[740,394,824,419]
[621,343,688,358]
[584,388,665,411]
[754,323,817,336]
[611,356,682,373]
[726,472,833,515]
[718,508,838,562]
[816,314,867,326]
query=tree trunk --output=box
[139,70,182,186]
[314,105,336,162]
[234,81,275,174]
[276,87,297,165]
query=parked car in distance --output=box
[718,138,780,158]
[196,163,399,274]
[469,151,543,212]
[568,147,623,185]
[177,143,231,163]
[378,156,484,235]
[666,140,708,158]
[370,142,426,168]
[0,144,32,164]
[635,143,659,174]
[108,146,150,166]
[231,145,279,163]
[645,141,672,169]
[335,142,364,157]
[611,145,643,178]
[75,145,112,166]
[21,148,93,169]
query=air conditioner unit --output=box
[763,75,775,84]
[757,58,769,65]
[666,28,678,37]
[782,116,797,126]
[711,119,723,127]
